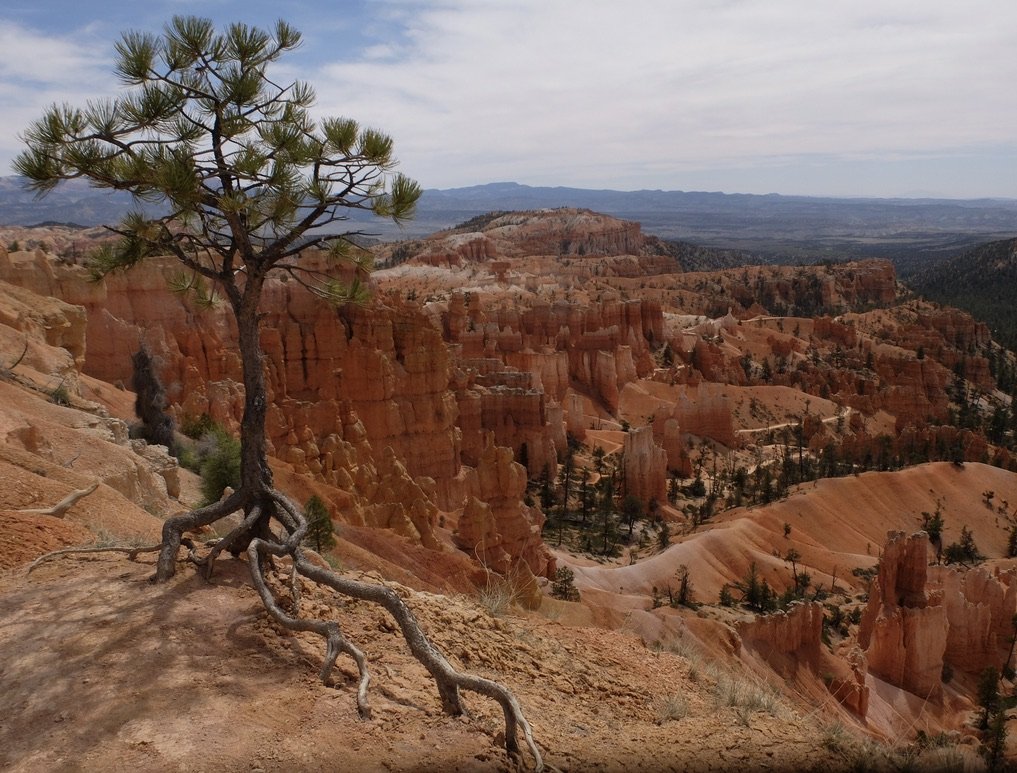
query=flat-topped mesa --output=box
[480,209,647,259]
[392,209,653,264]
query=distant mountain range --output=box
[1,177,1015,267]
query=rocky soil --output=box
[2,553,864,773]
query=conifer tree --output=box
[16,18,539,765]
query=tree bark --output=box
[236,276,272,495]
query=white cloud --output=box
[309,0,1017,194]
[0,22,108,84]
[0,21,116,169]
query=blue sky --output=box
[3,0,1017,199]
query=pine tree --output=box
[302,495,335,553]
[15,17,538,763]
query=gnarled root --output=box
[155,491,245,581]
[153,486,544,771]
[26,542,162,574]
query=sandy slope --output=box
[571,462,1017,604]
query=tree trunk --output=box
[154,273,273,581]
[236,278,272,496]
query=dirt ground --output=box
[0,552,864,773]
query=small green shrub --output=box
[719,584,735,607]
[943,525,983,566]
[50,383,71,406]
[551,566,580,602]
[302,494,335,553]
[180,412,217,440]
[198,429,241,505]
[177,446,201,473]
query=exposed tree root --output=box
[157,486,544,771]
[26,542,162,574]
[30,482,544,768]
[17,480,100,518]
[155,492,244,580]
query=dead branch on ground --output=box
[17,480,100,518]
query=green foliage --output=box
[667,565,696,608]
[15,15,421,303]
[972,664,1010,771]
[977,666,1000,730]
[920,504,944,542]
[179,412,217,440]
[550,566,580,602]
[943,525,983,566]
[621,494,643,536]
[824,604,848,637]
[912,237,1017,353]
[733,562,778,613]
[719,584,735,607]
[197,428,241,505]
[686,477,707,498]
[657,520,671,551]
[538,467,555,509]
[49,382,71,406]
[302,494,335,553]
[983,710,1008,772]
[447,211,511,234]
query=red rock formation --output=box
[623,426,667,505]
[858,531,1017,702]
[932,564,1017,676]
[455,439,555,581]
[0,278,86,377]
[445,294,661,413]
[737,601,823,677]
[858,532,947,699]
[664,384,737,448]
[826,647,870,719]
[656,417,692,476]
[737,601,869,718]
[564,391,586,441]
